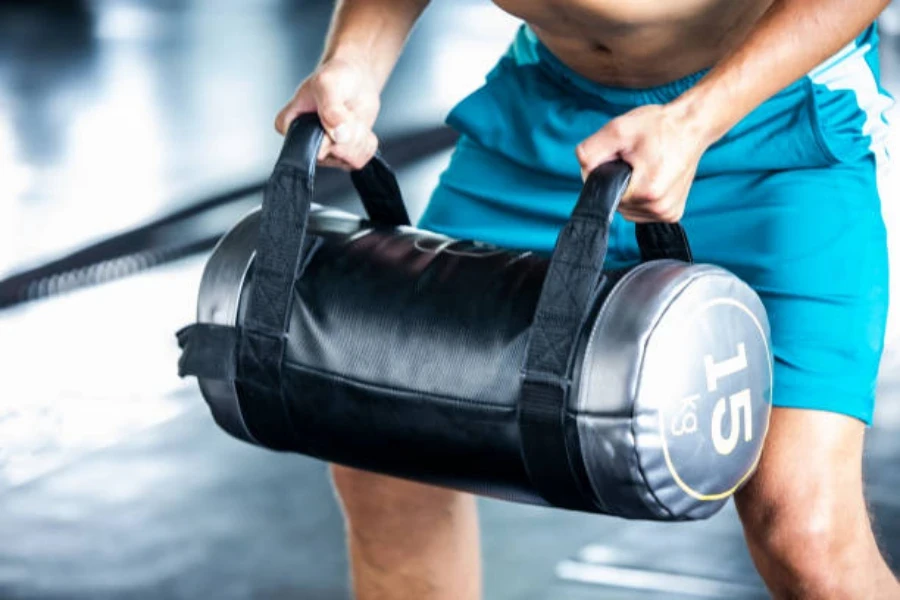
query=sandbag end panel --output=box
[191,210,263,447]
[573,262,772,520]
[206,379,259,446]
[574,414,682,520]
[632,269,773,519]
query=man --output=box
[276,0,898,598]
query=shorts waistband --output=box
[509,25,709,106]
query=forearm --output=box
[322,0,431,91]
[673,0,890,144]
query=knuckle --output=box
[605,120,625,138]
[656,209,674,223]
[339,148,364,170]
[643,181,666,204]
[669,206,685,222]
[351,124,368,143]
[645,194,662,208]
[314,68,338,87]
[320,105,344,126]
[295,78,314,97]
[329,143,350,161]
[357,93,380,115]
[357,142,375,165]
[347,152,365,169]
[629,184,652,204]
[653,202,679,223]
[645,202,665,218]
[332,144,364,169]
[575,143,592,164]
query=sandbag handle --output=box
[525,160,692,377]
[231,115,409,451]
[279,114,411,226]
[587,161,693,265]
[243,114,409,341]
[518,160,693,511]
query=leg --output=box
[330,465,481,600]
[673,162,896,597]
[735,408,899,599]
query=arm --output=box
[577,0,891,223]
[676,0,890,145]
[319,0,430,93]
[276,0,431,169]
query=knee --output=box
[330,464,468,527]
[736,483,865,595]
[741,498,838,575]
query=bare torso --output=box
[493,0,774,87]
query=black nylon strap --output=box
[176,323,238,380]
[637,221,693,263]
[351,153,411,226]
[242,113,407,340]
[235,161,311,444]
[234,114,408,448]
[178,115,408,392]
[519,160,693,510]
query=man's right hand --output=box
[275,56,381,170]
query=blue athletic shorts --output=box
[418,25,893,424]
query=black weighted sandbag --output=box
[177,115,773,520]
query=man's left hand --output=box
[575,103,714,223]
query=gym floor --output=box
[1,1,898,598]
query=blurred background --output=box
[0,1,898,598]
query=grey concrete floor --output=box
[1,1,899,599]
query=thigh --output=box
[680,162,889,424]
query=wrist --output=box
[324,43,393,91]
[322,42,370,70]
[667,87,733,149]
[321,45,388,91]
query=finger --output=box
[623,193,674,220]
[313,76,355,142]
[620,197,682,223]
[326,121,362,163]
[319,156,353,171]
[621,157,668,208]
[317,136,335,160]
[357,129,379,167]
[627,167,693,222]
[329,126,371,170]
[353,130,379,168]
[618,162,667,220]
[576,120,631,178]
[621,213,655,224]
[330,127,378,170]
[622,177,662,207]
[620,206,677,224]
[618,206,658,224]
[275,93,317,135]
